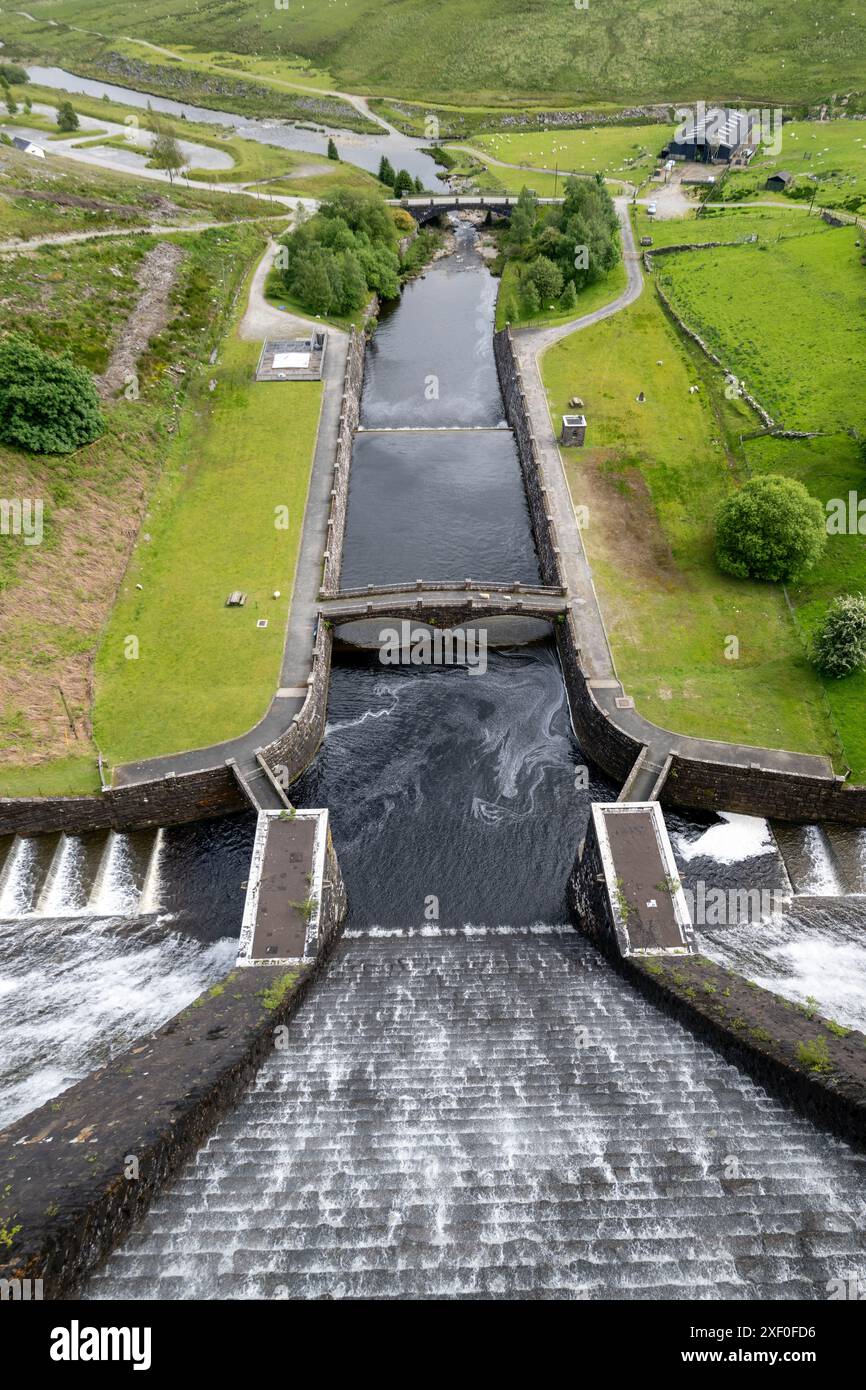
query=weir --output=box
[6,213,866,1299]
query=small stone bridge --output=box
[318,580,568,629]
[387,194,564,224]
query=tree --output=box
[6,96,17,116]
[327,137,339,161]
[0,334,104,454]
[56,101,79,133]
[509,186,536,250]
[378,154,395,187]
[151,129,184,183]
[392,168,415,197]
[523,254,563,306]
[812,594,866,678]
[715,474,826,582]
[295,254,334,315]
[559,279,578,312]
[413,175,424,193]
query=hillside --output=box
[2,0,865,107]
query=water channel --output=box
[4,211,866,1296]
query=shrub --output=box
[0,335,105,454]
[56,101,79,133]
[714,474,826,582]
[812,593,866,678]
[327,137,339,161]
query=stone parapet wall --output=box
[0,765,244,837]
[663,751,865,825]
[492,327,565,588]
[322,327,365,596]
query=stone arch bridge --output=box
[387,194,565,225]
[318,580,568,633]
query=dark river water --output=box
[5,213,866,1135]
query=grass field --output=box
[0,143,273,241]
[462,125,676,184]
[656,222,866,431]
[3,0,865,105]
[632,203,814,248]
[721,119,866,213]
[744,433,866,777]
[541,286,841,764]
[495,257,627,331]
[0,222,267,796]
[93,333,322,768]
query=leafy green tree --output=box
[509,186,536,249]
[392,168,415,197]
[337,251,367,312]
[812,593,866,678]
[327,137,339,161]
[0,334,104,454]
[559,279,578,312]
[151,130,184,182]
[523,254,563,306]
[378,155,395,186]
[715,475,826,582]
[413,175,424,193]
[295,254,334,316]
[56,101,79,133]
[6,96,17,116]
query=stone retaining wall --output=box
[493,327,565,588]
[663,751,866,824]
[322,327,365,596]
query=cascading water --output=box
[83,216,866,1298]
[89,932,866,1300]
[0,912,237,1131]
[0,816,256,1129]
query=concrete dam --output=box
[80,217,866,1299]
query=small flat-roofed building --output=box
[255,331,327,381]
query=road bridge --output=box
[387,194,564,223]
[318,581,568,629]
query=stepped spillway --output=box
[90,931,866,1300]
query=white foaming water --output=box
[38,834,88,916]
[698,907,866,1032]
[674,812,775,865]
[88,831,140,916]
[0,837,38,916]
[797,826,846,896]
[138,828,164,915]
[0,914,236,1130]
[89,935,866,1301]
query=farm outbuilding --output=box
[766,170,795,192]
[665,108,754,164]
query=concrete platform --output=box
[573,802,695,958]
[255,332,326,382]
[237,810,330,966]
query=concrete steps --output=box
[89,931,866,1300]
